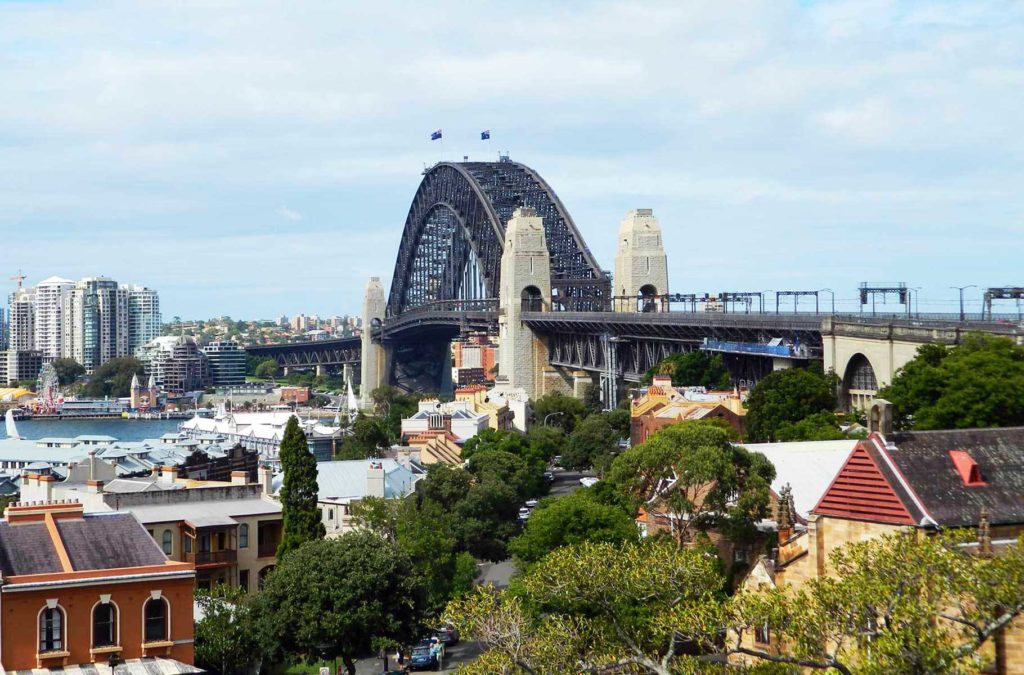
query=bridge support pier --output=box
[316,365,326,377]
[281,366,290,377]
[613,209,669,312]
[360,277,387,409]
[498,207,552,401]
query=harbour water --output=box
[1,418,181,441]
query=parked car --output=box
[552,455,563,467]
[518,507,531,519]
[580,476,600,487]
[408,639,439,671]
[434,625,460,646]
[525,499,539,508]
[543,471,555,482]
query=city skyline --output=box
[2,1,1022,318]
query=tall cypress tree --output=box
[277,416,325,559]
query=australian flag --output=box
[480,130,491,140]
[430,129,442,141]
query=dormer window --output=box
[949,450,986,486]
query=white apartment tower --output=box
[33,276,74,362]
[125,285,161,354]
[62,277,130,372]
[7,288,35,352]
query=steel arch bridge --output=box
[386,159,610,319]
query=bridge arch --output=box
[386,160,608,318]
[840,352,880,411]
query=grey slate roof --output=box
[888,427,1024,528]
[0,521,63,575]
[56,512,168,571]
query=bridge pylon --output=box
[497,207,552,400]
[359,277,386,409]
[613,209,669,312]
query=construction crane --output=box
[9,269,26,290]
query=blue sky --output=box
[1,0,1021,319]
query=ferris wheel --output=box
[37,363,60,414]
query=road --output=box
[352,467,588,674]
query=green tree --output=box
[581,382,603,413]
[525,424,567,464]
[643,350,732,388]
[731,531,1024,673]
[195,585,262,675]
[466,449,545,500]
[461,428,531,462]
[563,413,619,471]
[745,367,837,442]
[371,385,421,440]
[277,416,325,558]
[531,391,587,433]
[454,480,522,561]
[508,490,638,566]
[335,414,390,460]
[51,358,85,386]
[254,533,428,675]
[83,357,146,398]
[607,420,775,546]
[446,539,725,674]
[775,410,846,441]
[602,407,631,440]
[254,358,279,380]
[879,334,1024,430]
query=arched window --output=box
[239,524,249,548]
[144,598,168,643]
[638,284,658,312]
[521,286,543,312]
[39,606,64,652]
[162,529,173,555]
[92,602,118,647]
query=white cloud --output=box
[275,206,302,222]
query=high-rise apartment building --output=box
[62,277,129,372]
[0,307,7,350]
[7,288,35,352]
[33,276,74,362]
[125,284,161,353]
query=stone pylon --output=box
[359,277,386,409]
[613,209,669,312]
[497,207,551,400]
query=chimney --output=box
[230,470,248,486]
[367,461,385,498]
[776,484,794,544]
[868,399,893,436]
[258,465,273,496]
[158,466,179,486]
[86,479,104,494]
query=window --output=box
[162,530,173,555]
[144,598,168,643]
[39,607,64,652]
[239,524,249,548]
[92,602,117,647]
[328,509,334,521]
[239,569,250,593]
[184,536,193,554]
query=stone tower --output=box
[359,277,386,409]
[497,207,551,400]
[613,209,669,312]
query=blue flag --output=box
[431,129,442,141]
[480,130,491,140]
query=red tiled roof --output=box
[813,441,915,525]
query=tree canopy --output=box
[335,413,390,460]
[277,416,325,558]
[254,532,428,675]
[508,490,638,566]
[51,358,85,386]
[563,413,620,472]
[253,358,278,380]
[775,410,846,441]
[370,385,421,440]
[606,420,775,545]
[195,585,261,675]
[745,367,837,442]
[879,334,1024,430]
[82,357,146,398]
[643,350,731,389]
[531,391,587,433]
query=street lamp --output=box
[819,289,835,316]
[543,411,564,427]
[908,287,922,318]
[949,285,977,322]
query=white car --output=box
[518,508,531,519]
[579,477,600,487]
[525,499,539,508]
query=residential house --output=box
[309,459,423,537]
[630,375,747,445]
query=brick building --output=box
[737,402,1024,672]
[630,375,746,445]
[0,501,196,672]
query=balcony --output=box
[186,549,237,566]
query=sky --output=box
[1,0,1022,319]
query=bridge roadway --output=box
[246,304,1022,382]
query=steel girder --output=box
[245,338,361,369]
[386,160,609,318]
[546,333,699,382]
